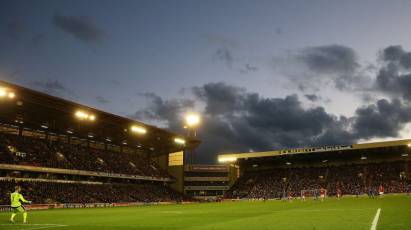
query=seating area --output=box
[0,132,168,178]
[0,180,182,205]
[228,161,411,199]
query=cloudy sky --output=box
[2,0,411,163]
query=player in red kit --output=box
[379,185,384,197]
[288,190,293,202]
[336,188,342,199]
[319,188,325,201]
[320,188,326,202]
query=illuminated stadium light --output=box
[130,125,147,134]
[14,119,24,124]
[0,88,5,97]
[75,110,96,121]
[184,113,201,128]
[0,87,16,99]
[174,137,186,145]
[8,92,15,99]
[218,157,237,163]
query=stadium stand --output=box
[0,180,181,205]
[0,132,168,177]
[228,161,411,199]
[0,80,198,205]
[222,141,411,199]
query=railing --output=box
[184,186,230,191]
[184,177,229,182]
[0,164,173,182]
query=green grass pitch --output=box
[1,195,410,230]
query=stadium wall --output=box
[167,151,185,193]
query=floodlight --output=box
[0,88,6,97]
[218,157,237,163]
[130,125,147,134]
[185,113,201,128]
[174,137,186,145]
[75,110,96,121]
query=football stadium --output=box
[2,1,411,229]
[0,80,411,230]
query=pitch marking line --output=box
[371,208,381,230]
[0,223,68,230]
[271,208,373,212]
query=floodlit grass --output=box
[0,195,410,230]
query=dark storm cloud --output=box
[132,92,195,131]
[135,82,411,163]
[353,98,411,138]
[96,96,110,104]
[298,45,365,90]
[137,82,352,162]
[375,46,411,100]
[192,82,246,115]
[276,44,370,92]
[53,13,105,44]
[304,94,319,102]
[298,45,359,74]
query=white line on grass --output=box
[0,223,68,230]
[270,208,373,213]
[370,208,381,230]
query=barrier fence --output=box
[0,201,180,212]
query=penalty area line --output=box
[370,208,381,230]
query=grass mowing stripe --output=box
[0,224,68,230]
[371,208,381,230]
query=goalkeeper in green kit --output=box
[10,186,32,223]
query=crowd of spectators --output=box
[228,161,411,199]
[0,133,168,178]
[0,180,182,205]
